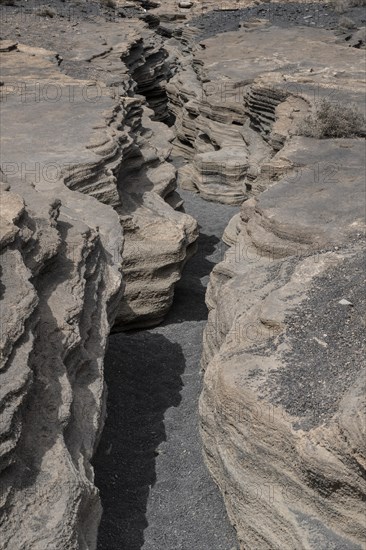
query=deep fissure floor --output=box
[93,190,239,550]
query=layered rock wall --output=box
[189,21,366,550]
[0,17,197,548]
[58,21,199,329]
[166,23,365,204]
[1,4,365,549]
[0,180,123,549]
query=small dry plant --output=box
[100,0,117,8]
[298,99,365,139]
[331,0,366,14]
[35,5,57,17]
[338,15,357,28]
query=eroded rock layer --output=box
[0,180,123,549]
[166,23,365,204]
[0,24,198,332]
[1,2,366,549]
[200,136,366,549]
[184,19,366,550]
[0,16,197,549]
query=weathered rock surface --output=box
[0,23,198,330]
[200,136,366,549]
[0,178,123,549]
[0,15,197,549]
[64,22,198,329]
[166,24,365,204]
[167,58,273,204]
[178,19,366,550]
[1,2,365,549]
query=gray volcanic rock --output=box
[0,25,198,330]
[189,22,366,550]
[166,24,365,204]
[1,4,365,550]
[0,18,197,549]
[200,136,366,549]
[61,22,199,329]
[166,60,273,204]
[0,180,123,549]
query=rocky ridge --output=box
[0,15,197,549]
[0,175,123,549]
[1,23,199,333]
[0,2,365,549]
[187,22,366,550]
[199,135,365,547]
[165,22,365,204]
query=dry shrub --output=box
[35,5,57,17]
[331,0,366,13]
[100,0,117,7]
[339,15,357,28]
[298,99,365,139]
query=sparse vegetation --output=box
[35,5,57,17]
[339,15,357,28]
[331,0,366,14]
[298,99,366,139]
[100,0,117,8]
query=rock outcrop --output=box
[166,23,365,204]
[166,58,273,204]
[0,15,197,548]
[1,21,198,330]
[1,3,365,549]
[65,21,198,329]
[0,176,123,549]
[200,135,366,548]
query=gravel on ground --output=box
[191,2,366,40]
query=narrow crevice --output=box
[93,191,239,550]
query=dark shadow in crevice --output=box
[161,230,224,325]
[94,222,228,548]
[93,331,186,550]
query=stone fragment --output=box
[338,298,353,306]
